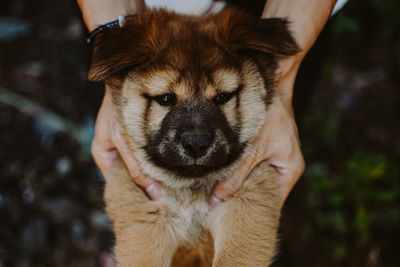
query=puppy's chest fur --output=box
[161,184,212,244]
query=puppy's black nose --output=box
[181,131,212,158]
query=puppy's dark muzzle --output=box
[181,131,212,158]
[145,100,242,177]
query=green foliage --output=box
[332,0,400,44]
[297,104,400,265]
[298,145,400,264]
[333,13,359,36]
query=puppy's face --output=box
[89,8,298,183]
[124,62,256,178]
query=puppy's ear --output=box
[88,10,172,81]
[215,8,300,57]
[88,27,147,81]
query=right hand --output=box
[91,85,161,200]
[209,56,305,208]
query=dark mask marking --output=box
[143,101,244,177]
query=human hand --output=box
[91,85,161,200]
[77,1,157,197]
[209,0,338,207]
[209,57,305,207]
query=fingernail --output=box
[209,196,222,208]
[146,184,161,200]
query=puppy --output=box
[89,8,298,267]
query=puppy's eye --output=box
[213,93,233,105]
[155,93,176,106]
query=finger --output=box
[113,134,161,200]
[209,150,259,207]
[99,88,161,200]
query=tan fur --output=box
[105,158,280,267]
[90,8,299,267]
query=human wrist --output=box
[102,85,115,110]
[273,59,299,107]
[77,0,145,31]
[262,0,337,58]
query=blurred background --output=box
[0,0,399,266]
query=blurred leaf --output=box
[332,244,346,261]
[347,152,387,180]
[355,204,371,244]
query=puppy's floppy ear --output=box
[88,10,172,81]
[88,26,148,81]
[215,8,300,56]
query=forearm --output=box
[77,0,145,31]
[262,0,337,102]
[262,0,336,59]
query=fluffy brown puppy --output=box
[89,7,299,267]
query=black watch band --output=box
[86,15,136,44]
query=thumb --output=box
[209,154,258,207]
[113,134,161,200]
